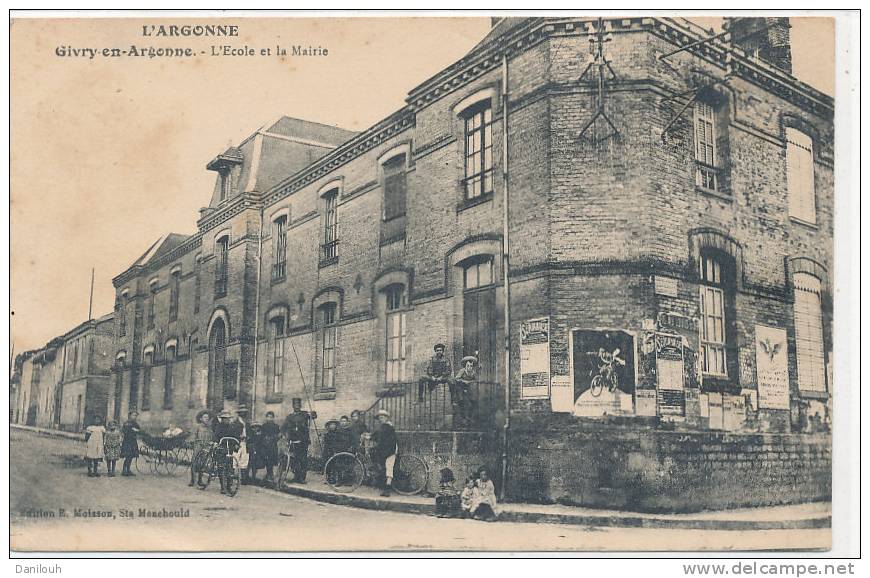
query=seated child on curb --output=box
[435,467,461,518]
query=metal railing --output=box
[363,380,503,432]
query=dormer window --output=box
[206,148,243,203]
[219,170,231,202]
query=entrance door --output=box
[207,318,227,412]
[462,287,497,382]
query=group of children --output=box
[83,417,123,477]
[319,410,369,462]
[435,466,499,521]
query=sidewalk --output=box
[276,473,831,531]
[12,423,832,531]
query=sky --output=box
[9,16,835,354]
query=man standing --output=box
[418,343,453,402]
[370,409,398,497]
[281,397,317,483]
[258,411,281,485]
[213,409,244,495]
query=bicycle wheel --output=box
[589,375,604,397]
[324,452,364,493]
[199,453,215,489]
[392,455,429,496]
[276,452,299,488]
[225,456,241,497]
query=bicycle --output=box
[273,439,303,489]
[588,347,626,397]
[323,440,429,495]
[195,437,242,497]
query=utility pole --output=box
[88,268,95,321]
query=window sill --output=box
[313,390,336,401]
[457,191,494,213]
[798,389,828,400]
[380,232,406,247]
[789,216,819,230]
[271,275,286,286]
[214,292,227,299]
[697,186,732,203]
[162,405,173,411]
[318,256,339,269]
[264,394,285,404]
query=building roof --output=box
[128,233,191,269]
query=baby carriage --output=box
[137,430,190,475]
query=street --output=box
[10,428,830,552]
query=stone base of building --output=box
[401,423,832,514]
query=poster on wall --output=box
[520,317,551,399]
[655,333,685,416]
[571,329,636,417]
[755,324,790,410]
[550,375,573,412]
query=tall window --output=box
[694,102,718,191]
[194,256,201,314]
[786,128,816,224]
[169,269,181,322]
[384,286,408,383]
[188,336,198,408]
[268,317,285,397]
[793,273,826,392]
[382,155,407,242]
[464,258,494,290]
[147,281,157,329]
[699,254,727,376]
[215,236,229,297]
[163,345,176,409]
[463,103,494,200]
[219,170,231,202]
[272,216,287,281]
[142,350,153,411]
[321,191,339,262]
[118,293,127,337]
[319,304,337,391]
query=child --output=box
[460,476,476,518]
[103,420,122,477]
[435,467,461,518]
[321,420,341,463]
[84,416,106,478]
[189,409,214,487]
[472,468,499,521]
[120,410,141,476]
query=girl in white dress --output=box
[84,417,106,478]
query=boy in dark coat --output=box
[258,411,281,484]
[120,410,141,476]
[370,409,398,497]
[321,420,341,463]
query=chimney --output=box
[725,17,792,73]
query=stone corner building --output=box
[105,17,832,511]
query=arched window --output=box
[207,317,228,411]
[163,343,176,409]
[141,347,154,411]
[698,251,737,380]
[215,236,229,298]
[793,273,826,392]
[317,303,338,391]
[272,215,288,281]
[267,315,286,398]
[384,285,408,384]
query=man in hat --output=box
[321,419,342,463]
[453,356,479,429]
[369,409,398,497]
[280,398,317,483]
[418,343,453,402]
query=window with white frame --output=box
[694,101,718,191]
[463,102,494,200]
[319,304,337,391]
[384,285,407,384]
[793,273,826,392]
[699,254,727,376]
[463,257,494,290]
[786,128,816,224]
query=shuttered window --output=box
[793,273,826,392]
[694,102,718,191]
[786,128,816,224]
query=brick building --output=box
[12,313,115,431]
[104,17,833,509]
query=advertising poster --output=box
[520,317,551,399]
